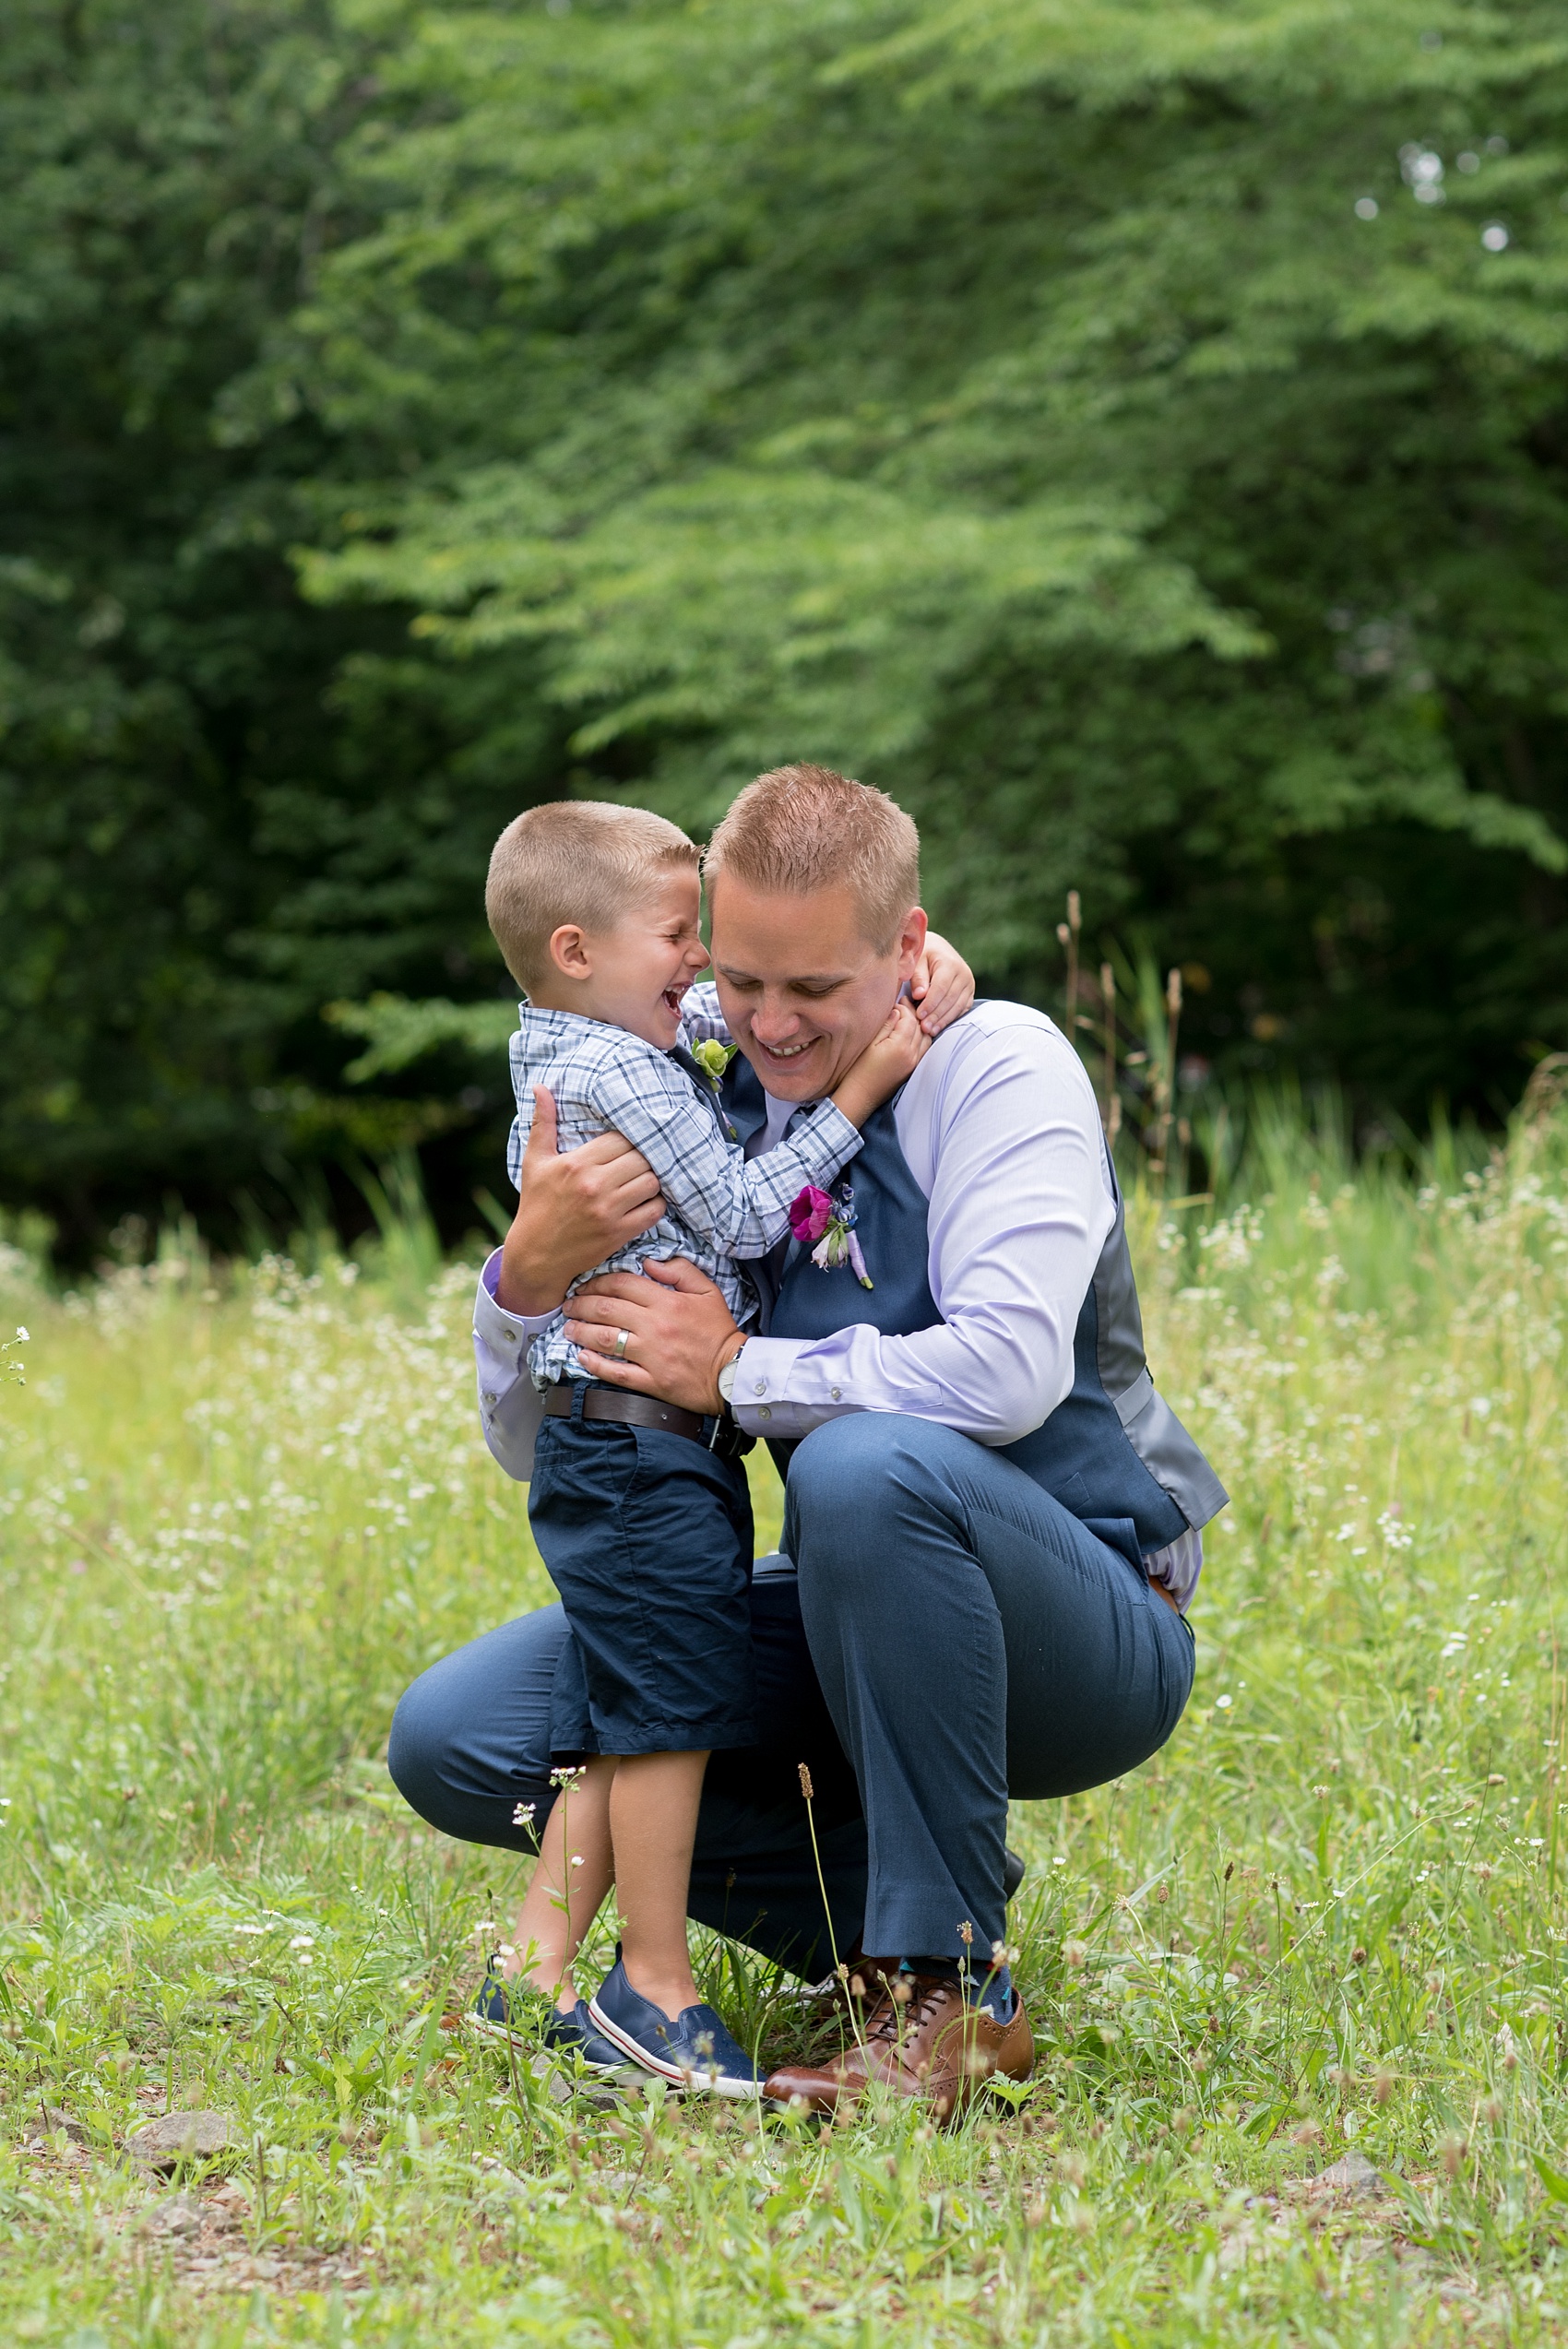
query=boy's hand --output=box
[829,1000,931,1128]
[910,931,975,1036]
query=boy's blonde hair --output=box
[486,801,699,991]
[703,764,921,951]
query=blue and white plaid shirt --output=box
[505,985,861,1389]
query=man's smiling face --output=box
[707,875,927,1101]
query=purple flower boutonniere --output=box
[789,1182,873,1289]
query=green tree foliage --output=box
[0,0,554,1247]
[299,0,1568,1109]
[6,0,1568,1249]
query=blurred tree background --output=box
[5,0,1568,1255]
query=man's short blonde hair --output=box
[486,801,699,991]
[703,764,921,951]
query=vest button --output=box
[758,1406,772,1419]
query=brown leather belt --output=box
[541,1382,753,1458]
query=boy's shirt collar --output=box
[515,1000,693,1051]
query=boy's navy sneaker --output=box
[470,1970,627,2070]
[542,1999,633,2070]
[588,1958,762,2096]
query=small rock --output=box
[127,2110,233,2170]
[140,2192,204,2236]
[34,2105,89,2145]
[529,2054,575,2106]
[527,2051,633,2109]
[1311,2149,1383,2196]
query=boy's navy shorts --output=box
[527,1394,756,1758]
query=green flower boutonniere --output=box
[691,1038,738,1089]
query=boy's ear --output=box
[547,923,592,980]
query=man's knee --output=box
[386,1671,445,1822]
[786,1415,952,1576]
[790,1411,911,1509]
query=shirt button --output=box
[758,1406,772,1420]
[830,1387,842,1401]
[753,1381,766,1395]
[501,1325,516,1340]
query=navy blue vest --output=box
[722,1037,1227,1572]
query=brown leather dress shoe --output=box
[765,1966,1034,2122]
[776,1941,873,2033]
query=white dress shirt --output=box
[726,1002,1113,1444]
[472,998,1205,1606]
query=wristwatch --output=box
[716,1342,747,1407]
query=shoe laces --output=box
[865,1973,956,2045]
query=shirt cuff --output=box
[477,1247,559,1342]
[729,1335,859,1439]
[1145,1524,1204,1613]
[800,1098,862,1176]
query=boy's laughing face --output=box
[541,871,710,1048]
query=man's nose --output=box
[750,994,803,1041]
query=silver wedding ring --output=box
[613,1328,631,1361]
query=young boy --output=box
[473,801,969,2094]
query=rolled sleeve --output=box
[473,1250,552,1480]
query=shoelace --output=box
[864,1975,956,2046]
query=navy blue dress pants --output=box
[388,1415,1194,1975]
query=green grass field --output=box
[4,1111,1568,2346]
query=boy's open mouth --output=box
[661,987,685,1016]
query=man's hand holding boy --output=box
[495,1086,664,1317]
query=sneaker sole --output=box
[586,1996,761,2098]
[468,2011,526,2047]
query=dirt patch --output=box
[128,2183,370,2297]
[13,2130,371,2302]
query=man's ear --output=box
[547,923,593,981]
[894,906,929,981]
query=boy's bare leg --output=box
[611,1750,709,2018]
[505,1756,615,2011]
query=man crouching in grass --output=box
[391,763,1227,2120]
